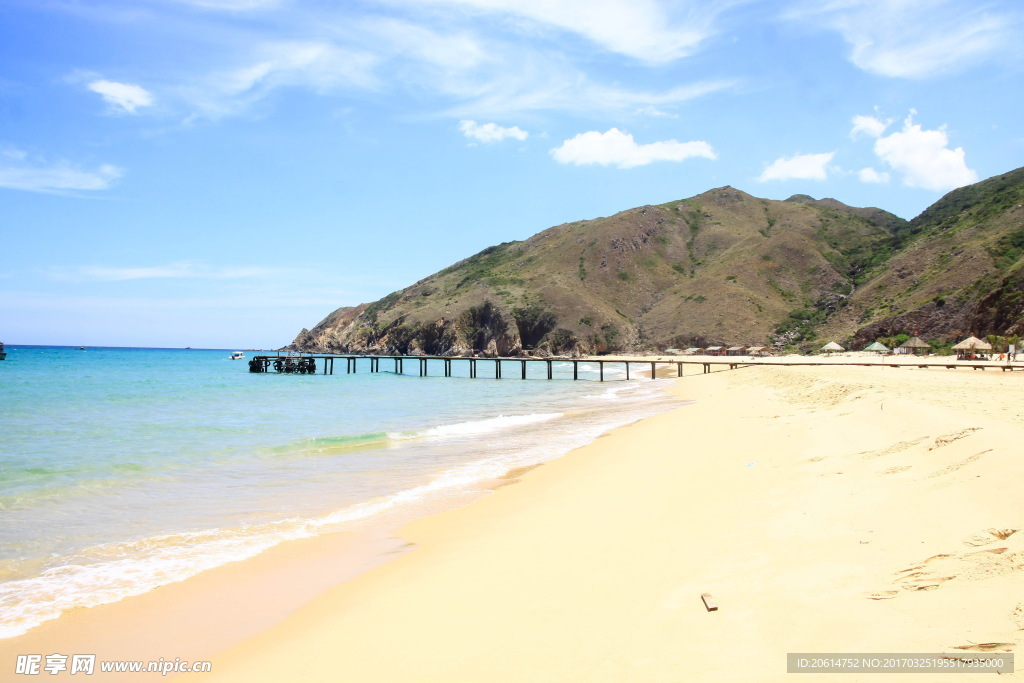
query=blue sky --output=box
[2,0,1022,348]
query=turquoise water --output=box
[0,346,680,638]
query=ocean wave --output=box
[273,413,566,454]
[0,522,314,639]
[388,413,564,442]
[303,432,394,451]
[0,374,678,640]
[0,440,554,640]
[418,412,562,438]
[585,384,633,401]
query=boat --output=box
[229,351,245,360]
[0,342,6,361]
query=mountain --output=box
[289,168,1024,356]
[828,167,1024,346]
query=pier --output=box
[248,353,1023,380]
[248,353,718,380]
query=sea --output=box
[0,345,681,639]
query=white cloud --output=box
[459,120,528,143]
[177,41,379,119]
[0,152,122,193]
[48,262,294,282]
[858,167,890,184]
[360,16,733,118]
[870,113,977,192]
[363,17,488,72]
[635,105,678,118]
[88,80,154,114]
[443,72,734,119]
[171,0,282,9]
[246,42,380,92]
[850,114,888,139]
[402,0,733,63]
[66,8,733,123]
[550,128,716,169]
[788,0,1022,78]
[757,152,834,182]
[167,18,488,120]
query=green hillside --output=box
[290,168,1024,355]
[826,167,1024,347]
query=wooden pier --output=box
[248,353,1022,380]
[247,354,727,380]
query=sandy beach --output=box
[5,361,1023,681]
[208,362,1023,681]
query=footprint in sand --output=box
[926,450,991,478]
[869,527,1023,598]
[922,553,955,564]
[866,590,898,600]
[860,437,928,460]
[1012,604,1024,629]
[962,528,1018,547]
[928,427,982,451]
[893,553,953,576]
[893,572,957,591]
[951,642,1015,652]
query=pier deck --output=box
[249,354,687,380]
[248,354,1022,380]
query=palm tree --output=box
[986,334,1002,355]
[1008,334,1021,361]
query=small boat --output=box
[229,351,245,360]
[0,341,6,361]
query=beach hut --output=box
[863,341,889,354]
[952,336,993,360]
[705,346,725,356]
[684,347,704,355]
[726,346,748,356]
[820,341,845,355]
[899,336,931,356]
[747,346,767,357]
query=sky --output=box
[1,0,1022,349]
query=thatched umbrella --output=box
[864,341,889,354]
[899,336,931,356]
[820,341,845,355]
[952,336,993,360]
